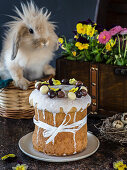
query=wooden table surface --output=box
[0,114,127,170]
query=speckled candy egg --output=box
[121,113,127,124]
[112,120,124,129]
[124,125,127,130]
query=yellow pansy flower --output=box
[12,164,28,170]
[1,154,16,160]
[74,35,79,39]
[76,23,86,34]
[72,51,76,56]
[109,39,116,47]
[41,81,49,85]
[113,160,127,170]
[106,43,111,51]
[86,25,95,37]
[69,78,77,85]
[75,42,89,50]
[52,78,61,85]
[49,87,59,91]
[69,87,79,93]
[82,43,89,49]
[58,38,64,44]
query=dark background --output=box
[0,0,98,66]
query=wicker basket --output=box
[0,75,52,119]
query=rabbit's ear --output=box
[11,33,20,60]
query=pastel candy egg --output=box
[40,85,49,94]
[112,120,124,129]
[68,92,76,100]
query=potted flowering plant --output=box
[56,19,127,114]
[58,19,127,66]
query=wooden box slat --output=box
[56,57,127,114]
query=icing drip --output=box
[37,109,40,144]
[73,111,77,154]
[43,109,45,119]
[29,89,91,114]
[53,113,56,126]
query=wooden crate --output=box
[56,56,127,114]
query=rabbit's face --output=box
[5,2,58,60]
[19,18,56,50]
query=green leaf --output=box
[95,54,102,62]
[66,56,76,60]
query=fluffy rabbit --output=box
[0,1,58,90]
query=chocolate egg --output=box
[112,120,124,129]
[40,85,49,94]
[76,90,82,98]
[48,78,53,85]
[81,89,87,96]
[68,92,76,100]
[35,82,42,90]
[80,86,88,92]
[76,81,83,87]
[61,79,69,85]
[57,91,65,98]
[48,90,56,98]
[121,113,127,124]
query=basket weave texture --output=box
[0,82,35,119]
[0,75,52,119]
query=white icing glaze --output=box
[37,109,40,144]
[53,113,56,126]
[73,111,77,153]
[29,89,91,114]
[42,109,45,119]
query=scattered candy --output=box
[40,85,49,94]
[112,120,124,129]
[57,91,65,98]
[68,92,76,100]
[48,90,57,98]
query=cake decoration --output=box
[34,78,88,100]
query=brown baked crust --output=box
[32,107,87,156]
